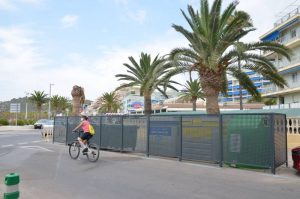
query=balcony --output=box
[262,85,278,95]
[274,7,300,28]
[277,60,300,70]
[262,85,300,97]
[263,102,300,109]
[263,35,300,57]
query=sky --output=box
[0,0,294,101]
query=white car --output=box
[34,119,50,129]
[43,120,54,128]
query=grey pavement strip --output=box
[17,142,28,145]
[19,145,54,152]
[1,144,14,148]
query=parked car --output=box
[43,120,54,128]
[34,119,51,129]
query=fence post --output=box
[121,116,124,152]
[219,114,223,167]
[270,114,276,174]
[146,115,150,157]
[65,117,69,145]
[53,117,56,144]
[285,114,288,167]
[99,116,102,148]
[179,115,182,161]
[3,173,20,199]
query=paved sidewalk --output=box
[0,125,34,131]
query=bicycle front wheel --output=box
[87,143,100,162]
[69,141,80,159]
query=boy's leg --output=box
[82,140,88,148]
[77,137,85,148]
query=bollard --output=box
[4,173,20,199]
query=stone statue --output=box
[71,85,85,115]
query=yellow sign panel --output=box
[183,127,213,138]
[183,119,218,127]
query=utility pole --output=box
[25,92,29,120]
[48,83,54,119]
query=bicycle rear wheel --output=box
[69,141,80,159]
[87,143,100,162]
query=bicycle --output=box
[68,130,100,162]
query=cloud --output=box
[113,0,129,6]
[0,26,46,72]
[19,0,41,4]
[112,0,147,24]
[0,0,42,10]
[234,0,288,42]
[127,10,146,24]
[0,26,50,101]
[61,15,79,28]
[0,0,16,10]
[0,25,188,102]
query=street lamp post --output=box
[25,92,29,120]
[48,83,54,119]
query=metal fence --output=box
[53,113,287,174]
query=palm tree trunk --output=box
[238,59,243,110]
[37,106,42,119]
[192,98,197,111]
[205,92,220,114]
[144,93,152,115]
[239,85,243,110]
[199,68,222,114]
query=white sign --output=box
[10,103,21,113]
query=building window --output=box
[292,73,298,82]
[291,29,297,38]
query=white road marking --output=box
[17,142,28,145]
[1,144,14,148]
[19,146,53,152]
[32,141,42,143]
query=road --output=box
[0,130,300,199]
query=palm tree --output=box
[29,91,48,119]
[51,95,69,115]
[179,79,205,111]
[59,96,70,114]
[98,91,121,113]
[51,95,60,115]
[115,52,179,115]
[170,0,290,114]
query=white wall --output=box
[282,93,300,104]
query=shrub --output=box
[0,118,9,126]
[27,120,36,125]
[17,120,25,126]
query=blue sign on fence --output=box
[150,127,171,136]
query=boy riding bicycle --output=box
[72,113,93,154]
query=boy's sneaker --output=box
[82,147,88,154]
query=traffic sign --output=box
[10,103,21,113]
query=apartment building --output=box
[261,6,300,108]
[219,72,270,103]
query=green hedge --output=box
[26,120,36,125]
[0,118,9,126]
[17,120,25,126]
[8,119,36,126]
